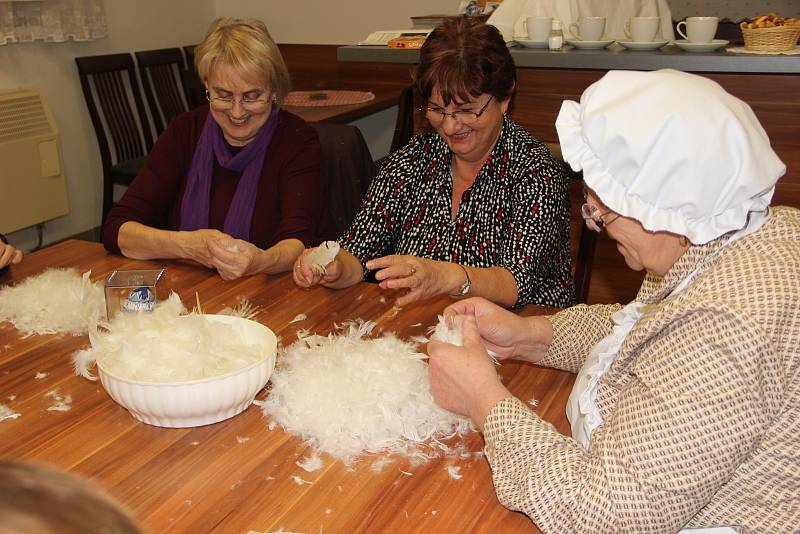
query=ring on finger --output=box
[409,265,417,276]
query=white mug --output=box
[677,16,719,43]
[569,17,606,41]
[624,16,660,42]
[523,16,552,41]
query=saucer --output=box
[618,39,670,51]
[565,39,615,50]
[673,39,729,52]
[514,38,549,49]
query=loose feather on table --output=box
[261,321,475,465]
[0,268,104,336]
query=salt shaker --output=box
[548,19,564,50]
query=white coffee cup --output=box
[523,16,552,41]
[624,16,660,42]
[676,16,719,43]
[569,17,606,41]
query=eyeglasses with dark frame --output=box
[205,89,269,111]
[421,95,494,125]
[581,199,619,233]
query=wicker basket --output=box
[741,24,800,52]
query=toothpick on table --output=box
[195,292,203,315]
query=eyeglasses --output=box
[421,96,494,125]
[581,202,619,232]
[205,89,269,111]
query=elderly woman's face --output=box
[426,86,508,164]
[206,63,273,147]
[585,192,689,277]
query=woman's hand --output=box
[0,242,23,269]
[206,237,266,281]
[443,297,553,363]
[366,255,452,307]
[176,229,230,268]
[427,314,512,429]
[292,248,342,288]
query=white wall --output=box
[2,0,461,252]
[213,0,458,44]
[0,0,215,251]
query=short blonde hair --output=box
[195,17,290,106]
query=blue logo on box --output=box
[122,286,155,313]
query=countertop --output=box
[337,44,800,73]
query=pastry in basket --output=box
[741,13,800,29]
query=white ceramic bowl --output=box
[98,315,277,428]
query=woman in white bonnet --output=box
[427,69,800,533]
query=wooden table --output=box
[284,86,400,124]
[0,240,575,533]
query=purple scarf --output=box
[180,106,279,241]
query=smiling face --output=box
[206,63,273,147]
[584,191,690,277]
[427,86,509,165]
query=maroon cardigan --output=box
[102,106,324,253]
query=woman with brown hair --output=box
[102,18,324,281]
[294,16,573,308]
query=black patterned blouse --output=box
[339,115,575,307]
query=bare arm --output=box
[208,237,304,280]
[117,221,227,268]
[442,298,554,364]
[366,256,519,308]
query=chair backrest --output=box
[183,45,197,71]
[75,53,153,171]
[311,123,376,242]
[390,85,415,153]
[179,44,205,109]
[572,177,597,304]
[545,142,597,304]
[134,48,190,134]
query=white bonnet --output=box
[555,69,785,244]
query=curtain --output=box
[0,0,106,45]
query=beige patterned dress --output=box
[483,206,800,533]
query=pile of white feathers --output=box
[0,268,104,336]
[261,320,474,465]
[73,293,266,383]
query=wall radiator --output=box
[0,90,69,234]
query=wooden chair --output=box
[75,53,154,222]
[134,47,189,134]
[572,176,597,304]
[390,85,416,153]
[545,142,597,304]
[311,123,376,241]
[179,44,205,109]
[183,44,197,70]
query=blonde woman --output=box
[103,18,324,280]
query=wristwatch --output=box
[453,264,471,297]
